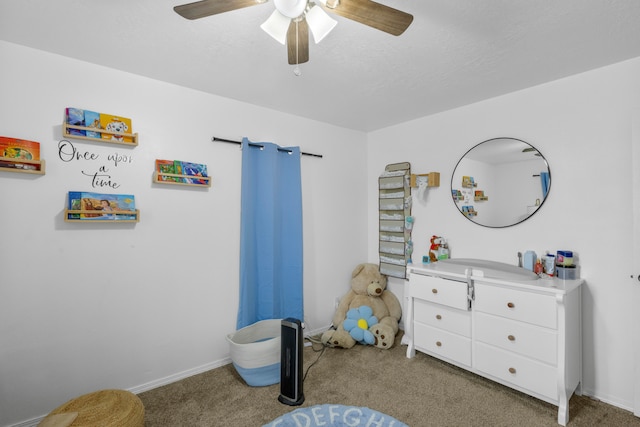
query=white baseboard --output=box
[580,387,635,414]
[304,324,331,338]
[7,417,42,427]
[128,357,232,395]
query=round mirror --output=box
[451,137,551,228]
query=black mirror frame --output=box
[451,137,551,228]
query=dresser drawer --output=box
[414,299,471,338]
[475,312,557,365]
[474,342,557,401]
[409,274,469,311]
[414,323,471,367]
[474,283,557,329]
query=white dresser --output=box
[406,263,583,426]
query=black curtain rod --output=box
[212,137,323,158]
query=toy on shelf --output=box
[429,235,450,262]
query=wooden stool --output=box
[38,389,144,427]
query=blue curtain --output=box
[237,138,303,329]
[540,171,550,198]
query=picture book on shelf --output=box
[462,176,476,187]
[100,113,133,143]
[65,108,86,136]
[155,159,179,182]
[173,160,183,181]
[67,191,136,220]
[155,159,209,184]
[84,110,102,139]
[0,159,37,171]
[181,161,208,185]
[0,136,40,161]
[67,196,82,219]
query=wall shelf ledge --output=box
[0,156,46,174]
[64,209,140,223]
[63,122,138,146]
[153,171,211,187]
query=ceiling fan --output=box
[173,0,413,66]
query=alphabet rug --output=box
[263,404,408,427]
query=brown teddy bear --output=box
[321,263,402,349]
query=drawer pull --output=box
[508,335,516,341]
[436,341,442,347]
[508,367,516,374]
[507,302,515,309]
[436,314,442,320]
[432,288,438,294]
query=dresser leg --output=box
[405,295,415,358]
[406,343,415,358]
[557,394,569,426]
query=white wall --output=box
[367,57,640,411]
[0,41,368,427]
[3,38,639,426]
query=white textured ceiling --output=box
[2,0,640,132]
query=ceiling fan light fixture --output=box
[261,9,291,44]
[274,0,307,19]
[305,5,337,43]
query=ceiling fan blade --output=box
[174,0,265,20]
[287,19,309,65]
[327,0,413,36]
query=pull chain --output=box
[293,19,301,76]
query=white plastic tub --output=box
[226,319,281,386]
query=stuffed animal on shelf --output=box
[429,235,449,262]
[321,263,402,350]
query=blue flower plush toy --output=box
[343,306,379,345]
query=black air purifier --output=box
[278,318,304,406]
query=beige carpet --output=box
[139,333,639,426]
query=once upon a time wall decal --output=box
[57,139,133,189]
